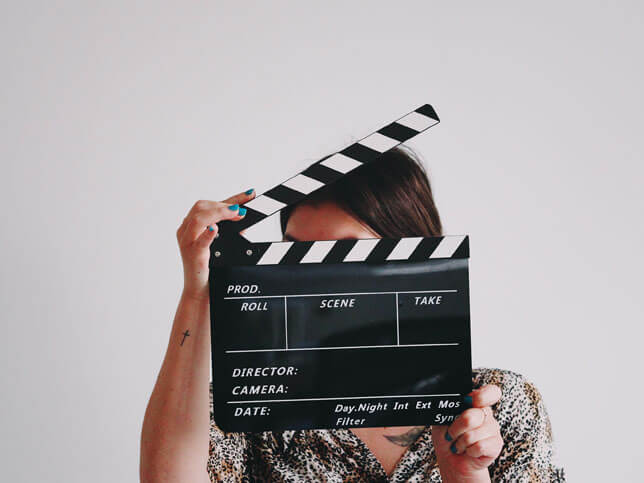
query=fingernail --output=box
[464,395,473,408]
[208,225,214,232]
[238,207,247,216]
[228,204,239,211]
[445,430,452,442]
[245,188,254,195]
[450,442,458,454]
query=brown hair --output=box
[280,146,442,238]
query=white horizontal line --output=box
[225,342,459,353]
[227,393,461,404]
[223,289,457,300]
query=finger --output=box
[222,188,255,205]
[464,435,503,459]
[444,408,485,441]
[183,198,246,224]
[178,200,220,241]
[178,194,252,240]
[450,417,500,454]
[466,384,502,408]
[183,202,244,243]
[194,223,219,250]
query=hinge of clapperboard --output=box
[210,104,469,267]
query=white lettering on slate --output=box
[234,406,270,417]
[232,366,297,377]
[232,384,287,395]
[336,417,366,426]
[319,298,356,309]
[240,301,268,311]
[414,295,442,305]
[438,399,460,409]
[434,413,456,424]
[227,284,260,294]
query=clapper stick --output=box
[208,104,472,432]
[209,104,469,267]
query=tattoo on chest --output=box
[383,426,427,447]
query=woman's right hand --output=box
[176,189,255,301]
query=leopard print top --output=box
[208,368,565,482]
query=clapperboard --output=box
[209,104,472,432]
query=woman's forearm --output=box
[140,289,212,483]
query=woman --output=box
[141,146,565,482]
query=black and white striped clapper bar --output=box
[209,104,472,433]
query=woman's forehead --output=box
[284,201,378,242]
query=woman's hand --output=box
[431,385,504,482]
[176,189,255,300]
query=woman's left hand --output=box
[431,385,504,482]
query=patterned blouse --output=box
[208,368,565,482]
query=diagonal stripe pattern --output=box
[250,235,467,266]
[237,104,440,227]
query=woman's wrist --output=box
[181,285,210,304]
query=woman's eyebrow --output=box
[283,234,372,242]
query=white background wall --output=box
[1,1,643,481]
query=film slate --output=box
[209,104,472,432]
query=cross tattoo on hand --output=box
[180,329,190,346]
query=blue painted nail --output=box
[238,207,247,216]
[228,204,239,211]
[208,225,214,232]
[450,442,458,454]
[445,430,452,442]
[245,188,254,195]
[464,395,473,407]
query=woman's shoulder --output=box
[472,366,536,388]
